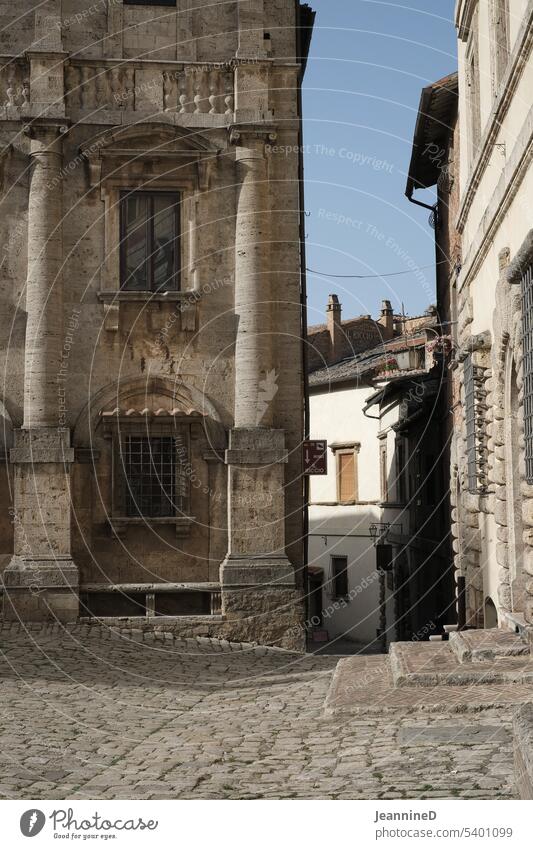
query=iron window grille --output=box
[464,354,477,491]
[113,425,190,519]
[464,353,488,492]
[120,191,181,292]
[121,436,176,518]
[522,263,533,483]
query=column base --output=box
[220,555,296,588]
[219,557,304,650]
[2,556,79,623]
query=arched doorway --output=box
[484,596,498,629]
[505,350,526,612]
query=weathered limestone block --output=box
[496,542,509,569]
[497,526,509,542]
[463,492,481,513]
[523,501,533,528]
[524,552,533,580]
[499,582,512,609]
[494,499,508,526]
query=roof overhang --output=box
[406,72,458,199]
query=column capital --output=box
[23,118,69,140]
[229,124,277,148]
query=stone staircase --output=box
[324,629,533,716]
[390,629,532,687]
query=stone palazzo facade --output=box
[0,0,314,650]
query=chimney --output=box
[378,299,394,339]
[327,294,342,362]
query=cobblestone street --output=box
[0,626,517,800]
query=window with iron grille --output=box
[120,191,181,292]
[522,263,533,483]
[464,354,478,491]
[112,425,190,519]
[121,436,176,517]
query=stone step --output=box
[449,628,529,663]
[323,652,533,716]
[389,640,533,688]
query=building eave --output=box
[405,72,458,198]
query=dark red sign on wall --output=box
[303,440,328,475]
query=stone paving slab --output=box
[398,726,511,745]
[0,627,518,800]
[449,629,529,663]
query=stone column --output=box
[220,127,303,650]
[233,129,273,429]
[3,122,78,623]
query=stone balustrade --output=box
[0,59,30,114]
[0,58,235,124]
[65,61,234,121]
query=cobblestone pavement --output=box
[0,625,516,799]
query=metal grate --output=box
[122,436,176,518]
[522,264,533,483]
[464,354,478,491]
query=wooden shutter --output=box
[338,452,355,503]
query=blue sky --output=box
[302,0,457,326]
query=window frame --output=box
[332,443,360,505]
[466,12,481,167]
[119,190,181,293]
[331,555,349,600]
[490,0,510,95]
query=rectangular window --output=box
[491,0,510,94]
[395,437,408,503]
[337,451,356,503]
[522,264,533,483]
[380,440,388,502]
[120,191,181,292]
[331,556,348,599]
[466,20,481,164]
[121,436,176,518]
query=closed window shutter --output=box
[339,453,355,502]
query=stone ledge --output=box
[0,619,304,656]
